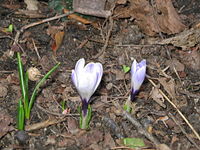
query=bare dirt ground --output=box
[0,0,200,149]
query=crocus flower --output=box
[130,59,146,101]
[71,58,103,116]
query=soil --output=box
[0,0,200,150]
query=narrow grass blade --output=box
[17,98,25,130]
[17,52,29,118]
[27,62,60,119]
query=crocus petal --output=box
[131,59,137,75]
[93,63,103,91]
[71,70,78,87]
[76,71,96,101]
[132,66,146,91]
[81,99,89,116]
[72,58,103,103]
[131,59,146,92]
[137,60,146,70]
[75,58,85,74]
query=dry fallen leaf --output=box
[156,116,169,127]
[51,31,65,55]
[63,8,99,28]
[157,28,200,50]
[73,0,111,18]
[24,0,39,10]
[150,87,166,108]
[103,133,116,148]
[67,118,79,135]
[166,58,185,72]
[77,129,103,147]
[158,78,176,99]
[0,108,14,138]
[179,50,200,72]
[157,144,171,150]
[114,0,185,35]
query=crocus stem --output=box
[131,89,139,102]
[124,96,132,113]
[81,113,88,129]
[81,99,88,117]
[80,104,92,129]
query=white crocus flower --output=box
[72,58,103,103]
[131,59,146,101]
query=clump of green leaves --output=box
[17,52,60,130]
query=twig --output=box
[179,90,200,98]
[25,117,67,131]
[32,38,41,60]
[13,11,74,45]
[123,111,160,145]
[148,78,200,141]
[168,113,200,150]
[36,103,79,117]
[20,11,74,33]
[93,16,114,59]
[113,102,160,146]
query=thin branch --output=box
[13,11,74,45]
[113,102,161,146]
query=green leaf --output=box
[123,138,145,148]
[4,24,14,33]
[8,24,14,32]
[17,52,29,119]
[122,65,130,73]
[17,98,25,130]
[61,100,66,111]
[123,104,132,113]
[27,62,60,119]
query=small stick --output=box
[20,11,74,32]
[25,117,67,131]
[123,111,160,145]
[36,103,79,117]
[13,11,74,45]
[32,38,41,60]
[113,102,160,146]
[93,16,114,58]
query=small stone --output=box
[27,67,41,81]
[106,83,113,90]
[15,130,29,145]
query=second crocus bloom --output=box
[124,59,146,113]
[131,59,146,101]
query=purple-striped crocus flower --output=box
[71,58,103,116]
[130,59,146,101]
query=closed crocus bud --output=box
[131,59,146,101]
[71,58,103,116]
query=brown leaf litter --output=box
[114,0,186,35]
